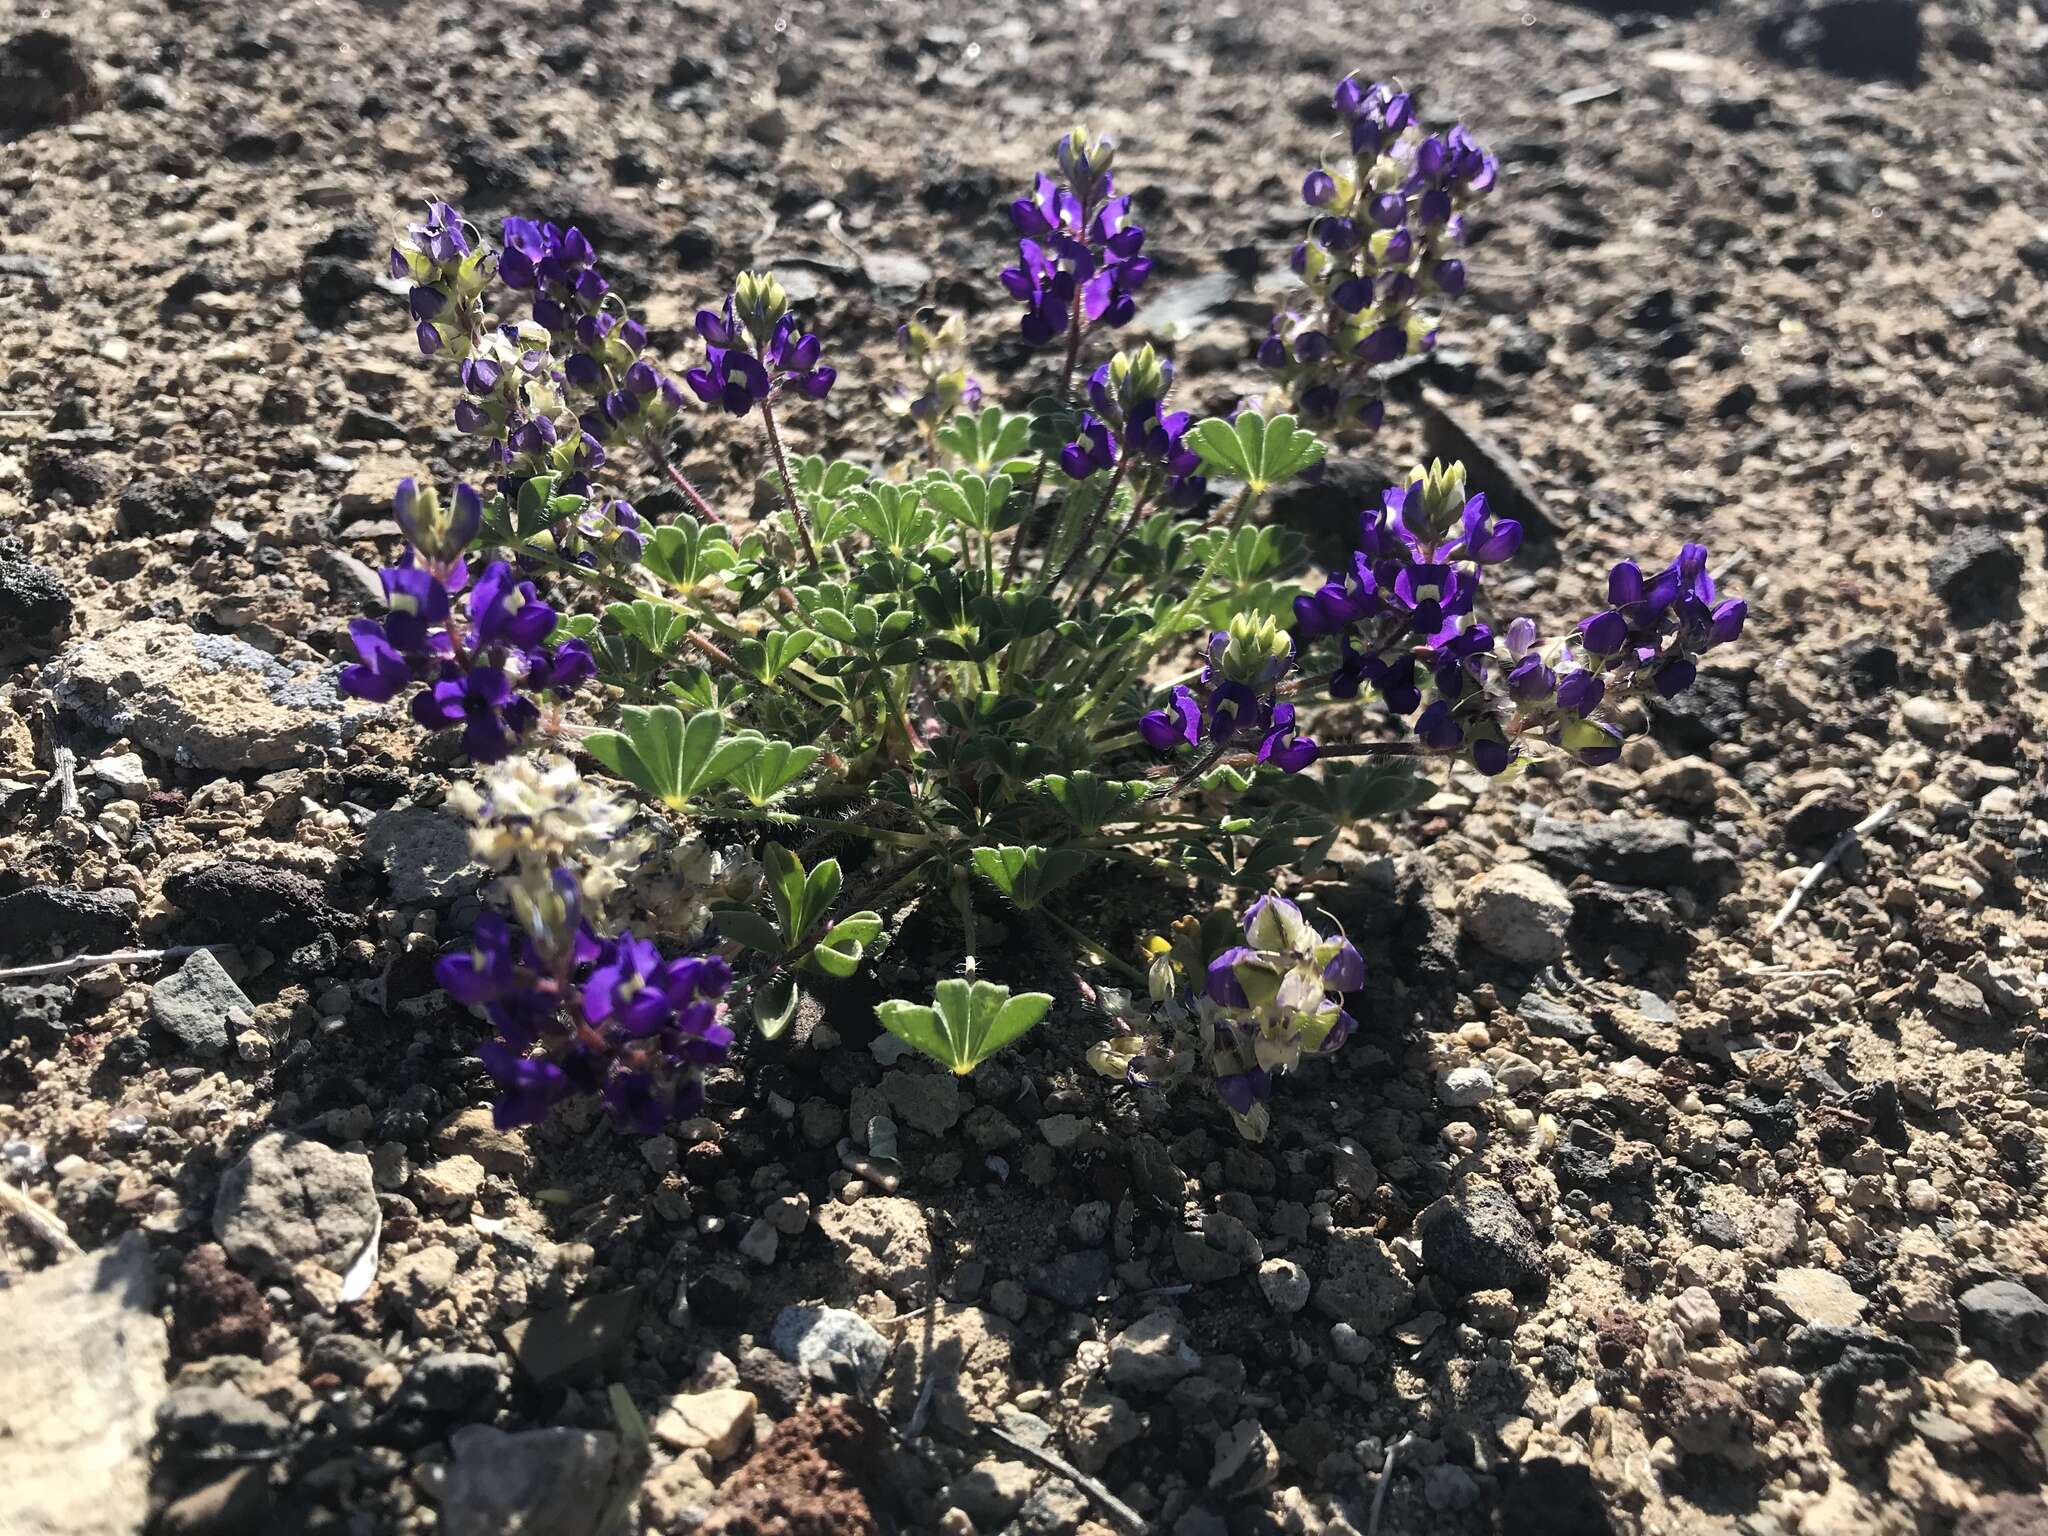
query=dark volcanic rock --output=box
[1526,816,1734,888]
[0,29,106,133]
[29,451,111,506]
[171,1244,272,1359]
[116,475,218,537]
[0,556,74,653]
[375,1352,502,1447]
[695,1399,884,1536]
[1418,1185,1545,1296]
[1958,1280,2048,1352]
[1927,529,2022,630]
[163,859,353,949]
[1757,0,1924,85]
[0,885,137,957]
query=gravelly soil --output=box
[3,1,2047,1534]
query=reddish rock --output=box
[697,1400,884,1536]
[172,1244,271,1358]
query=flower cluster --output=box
[686,270,835,418]
[337,480,593,762]
[999,129,1152,351]
[1261,80,1497,430]
[1089,895,1362,1141]
[497,217,690,452]
[392,201,492,359]
[1058,345,1207,509]
[1139,613,1318,773]
[895,310,983,426]
[1291,460,1746,774]
[440,756,734,1133]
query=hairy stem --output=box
[758,399,822,574]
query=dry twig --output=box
[0,945,216,984]
[976,1420,1148,1533]
[0,1179,84,1258]
[1765,799,1902,937]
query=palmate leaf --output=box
[846,483,940,556]
[969,845,1087,909]
[1028,772,1152,831]
[922,471,1019,534]
[583,705,765,808]
[603,599,693,658]
[641,516,738,591]
[936,406,1034,474]
[733,627,822,684]
[1187,411,1326,493]
[723,741,821,806]
[876,978,1054,1075]
[1281,760,1436,822]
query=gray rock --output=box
[44,619,368,770]
[0,1235,168,1536]
[881,1069,962,1135]
[378,1352,502,1447]
[1459,863,1572,964]
[1315,1228,1416,1335]
[1030,1248,1116,1308]
[1106,1311,1201,1393]
[157,1384,289,1457]
[1958,1280,2048,1351]
[212,1131,378,1283]
[362,805,481,904]
[770,1305,889,1394]
[1257,1258,1311,1314]
[1436,1065,1497,1108]
[440,1425,617,1536]
[863,250,933,294]
[148,949,253,1058]
[1418,1186,1544,1296]
[1526,815,1733,889]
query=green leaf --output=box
[923,471,1018,534]
[1188,411,1326,493]
[642,517,738,591]
[753,973,799,1040]
[935,407,1033,474]
[713,905,785,957]
[969,845,1087,910]
[723,740,821,806]
[875,978,1054,1075]
[811,911,881,978]
[583,706,764,808]
[1029,772,1152,831]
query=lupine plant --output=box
[347,81,1745,1138]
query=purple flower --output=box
[1139,686,1202,751]
[1059,415,1119,479]
[470,562,557,650]
[339,619,413,703]
[411,664,538,763]
[583,932,674,1035]
[480,1041,571,1129]
[438,913,522,1005]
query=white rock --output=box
[1458,863,1572,965]
[1436,1065,1497,1108]
[1761,1267,1866,1327]
[0,1235,168,1536]
[653,1388,756,1461]
[737,1219,779,1266]
[1106,1311,1201,1392]
[1257,1258,1311,1314]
